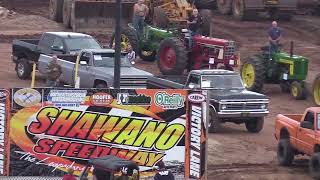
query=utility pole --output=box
[114,0,122,88]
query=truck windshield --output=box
[201,75,244,89]
[65,38,101,51]
[93,53,131,67]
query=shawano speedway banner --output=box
[6,88,207,178]
[0,89,10,176]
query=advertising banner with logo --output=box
[7,88,207,178]
[0,89,10,176]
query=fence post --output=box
[31,63,36,88]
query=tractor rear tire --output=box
[245,117,264,133]
[313,74,320,106]
[217,0,233,15]
[153,7,169,29]
[49,0,64,22]
[208,108,221,133]
[310,153,320,179]
[240,56,266,93]
[232,0,257,21]
[109,27,139,55]
[199,9,212,36]
[158,37,188,75]
[290,81,306,100]
[63,0,73,28]
[277,139,294,166]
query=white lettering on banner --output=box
[189,105,202,178]
[0,103,5,174]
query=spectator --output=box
[154,161,175,180]
[187,8,203,36]
[133,0,149,38]
[46,55,62,87]
[267,21,282,54]
[62,168,77,180]
[126,46,136,64]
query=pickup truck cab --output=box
[12,32,102,79]
[38,49,153,89]
[275,107,320,178]
[147,69,269,133]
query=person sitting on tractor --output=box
[186,8,203,49]
[133,0,149,38]
[267,21,282,55]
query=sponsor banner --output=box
[9,88,192,178]
[0,89,10,176]
[185,91,207,179]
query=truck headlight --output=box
[261,104,266,109]
[221,105,227,110]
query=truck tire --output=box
[277,139,294,166]
[208,108,221,133]
[16,59,32,80]
[158,37,188,75]
[240,55,266,92]
[153,7,169,28]
[313,74,320,106]
[290,81,306,100]
[232,0,257,20]
[280,81,290,93]
[63,0,73,28]
[199,9,212,36]
[245,117,264,133]
[49,0,64,22]
[217,0,232,15]
[310,153,320,179]
[109,27,139,55]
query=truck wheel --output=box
[208,108,221,133]
[232,0,257,21]
[158,37,188,75]
[63,0,73,28]
[313,74,320,106]
[277,139,294,166]
[199,9,212,36]
[217,0,232,15]
[109,27,139,54]
[153,7,169,28]
[139,50,156,62]
[290,81,306,100]
[245,117,264,133]
[240,56,266,92]
[49,0,64,22]
[16,59,32,80]
[310,153,320,179]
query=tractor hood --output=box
[208,89,268,101]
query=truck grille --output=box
[120,77,148,89]
[220,99,269,112]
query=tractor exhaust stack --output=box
[290,41,294,57]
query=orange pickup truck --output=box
[275,107,320,179]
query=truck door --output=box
[77,52,94,88]
[297,111,316,155]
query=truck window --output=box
[80,52,91,65]
[38,34,55,48]
[52,37,64,50]
[303,111,315,127]
[318,114,320,129]
[65,37,101,51]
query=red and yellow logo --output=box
[90,93,113,106]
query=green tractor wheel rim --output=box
[141,51,153,56]
[314,78,320,105]
[241,63,255,88]
[291,85,298,98]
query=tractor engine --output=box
[190,35,239,71]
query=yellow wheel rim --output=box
[241,63,255,88]
[291,85,298,97]
[141,51,153,56]
[314,78,320,105]
[112,34,132,52]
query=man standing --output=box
[154,161,175,180]
[133,0,149,38]
[267,21,282,54]
[46,55,62,87]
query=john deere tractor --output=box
[313,74,320,106]
[240,42,309,100]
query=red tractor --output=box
[157,29,239,75]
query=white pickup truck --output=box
[38,49,153,89]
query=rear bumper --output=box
[218,111,269,118]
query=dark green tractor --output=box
[110,23,175,61]
[240,42,309,100]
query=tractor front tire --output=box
[153,7,169,28]
[49,0,64,22]
[240,56,266,92]
[313,74,320,106]
[109,27,139,54]
[277,139,294,166]
[199,9,212,36]
[158,38,188,75]
[208,108,221,133]
[290,81,306,100]
[217,0,232,15]
[280,81,290,93]
[245,117,264,133]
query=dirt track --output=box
[0,0,319,179]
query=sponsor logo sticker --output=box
[13,88,41,107]
[90,92,113,106]
[47,89,87,107]
[155,92,184,109]
[117,93,151,106]
[188,93,205,103]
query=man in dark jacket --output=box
[46,55,62,87]
[187,8,203,36]
[267,21,282,54]
[154,161,174,180]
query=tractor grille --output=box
[120,77,148,89]
[224,41,236,59]
[220,99,269,112]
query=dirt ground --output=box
[0,0,319,179]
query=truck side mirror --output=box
[301,121,314,130]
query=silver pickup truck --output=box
[38,49,153,89]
